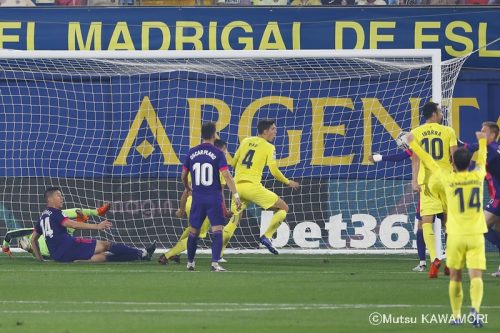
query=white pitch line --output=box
[0,268,422,275]
[0,307,336,314]
[1,300,500,310]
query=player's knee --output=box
[274,199,289,212]
[189,227,200,237]
[449,269,462,281]
[469,269,482,279]
[98,240,111,251]
[212,225,223,232]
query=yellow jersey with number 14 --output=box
[410,138,487,236]
[231,136,289,185]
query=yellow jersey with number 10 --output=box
[411,122,457,185]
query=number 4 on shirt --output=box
[242,149,255,169]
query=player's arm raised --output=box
[449,128,458,162]
[474,131,487,171]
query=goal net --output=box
[0,50,468,254]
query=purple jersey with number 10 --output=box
[183,143,228,228]
[183,142,228,199]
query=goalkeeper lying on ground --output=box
[1,203,110,258]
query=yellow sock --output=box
[165,227,190,258]
[422,223,436,261]
[222,220,238,256]
[470,277,483,312]
[449,280,463,319]
[264,210,287,239]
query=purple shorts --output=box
[189,200,225,229]
[485,198,500,217]
[55,238,97,263]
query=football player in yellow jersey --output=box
[222,119,300,255]
[410,102,458,278]
[158,139,232,265]
[408,131,487,327]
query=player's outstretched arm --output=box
[30,231,43,262]
[370,151,412,163]
[62,219,112,231]
[474,131,488,170]
[221,169,241,210]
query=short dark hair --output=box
[44,187,61,201]
[214,139,227,149]
[453,148,472,171]
[257,119,275,134]
[201,122,217,140]
[422,102,439,120]
[483,121,499,140]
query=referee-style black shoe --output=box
[143,240,157,260]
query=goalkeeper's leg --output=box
[62,203,110,221]
[2,228,33,256]
[221,200,248,257]
[160,219,211,265]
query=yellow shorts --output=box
[186,196,210,238]
[419,180,446,216]
[232,181,279,211]
[446,234,486,270]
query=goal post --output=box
[0,49,466,254]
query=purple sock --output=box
[187,233,198,263]
[416,229,426,261]
[212,230,223,263]
[106,253,140,262]
[485,228,500,250]
[110,243,141,258]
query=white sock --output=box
[420,260,426,266]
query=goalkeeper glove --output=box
[2,245,12,257]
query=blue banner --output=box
[0,65,436,178]
[0,7,498,68]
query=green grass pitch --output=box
[1,253,499,333]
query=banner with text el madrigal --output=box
[0,7,498,68]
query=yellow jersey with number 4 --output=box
[411,123,457,185]
[231,136,289,185]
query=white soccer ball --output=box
[396,131,410,151]
[18,237,32,253]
